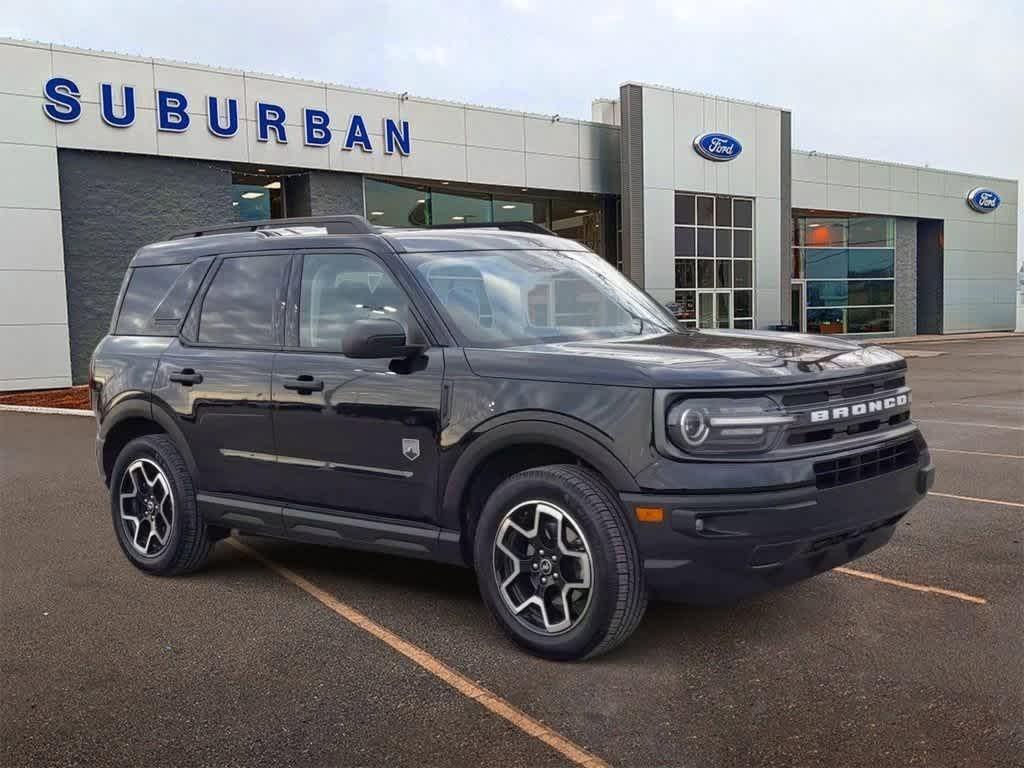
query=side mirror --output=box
[342,317,420,359]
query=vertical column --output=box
[618,84,644,287]
[0,40,71,390]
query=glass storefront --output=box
[364,178,611,260]
[673,193,755,329]
[231,172,284,220]
[793,215,895,335]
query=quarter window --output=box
[299,253,411,350]
[198,254,289,347]
[115,264,186,336]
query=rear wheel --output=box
[110,435,213,575]
[474,465,647,660]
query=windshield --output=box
[402,249,678,347]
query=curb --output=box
[0,404,93,417]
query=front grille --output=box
[814,440,919,489]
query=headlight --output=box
[666,397,793,455]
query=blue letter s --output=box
[42,77,82,123]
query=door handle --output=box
[169,368,203,386]
[282,374,324,393]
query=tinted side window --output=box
[115,264,187,335]
[299,252,410,349]
[198,255,289,347]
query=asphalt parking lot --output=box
[2,337,1022,768]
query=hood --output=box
[463,329,906,388]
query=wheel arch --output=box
[100,399,199,488]
[440,416,640,562]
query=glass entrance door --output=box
[697,290,731,329]
[790,281,806,332]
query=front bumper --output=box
[621,436,934,603]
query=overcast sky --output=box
[4,0,1021,263]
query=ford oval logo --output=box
[693,132,742,162]
[966,187,1001,213]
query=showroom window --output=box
[793,215,895,335]
[673,193,754,329]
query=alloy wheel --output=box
[492,500,594,635]
[118,458,174,558]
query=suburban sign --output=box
[693,132,742,162]
[41,76,412,155]
[966,187,1001,213]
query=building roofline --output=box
[1,35,616,129]
[792,148,1019,185]
[619,80,789,113]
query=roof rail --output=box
[168,215,376,240]
[417,221,556,236]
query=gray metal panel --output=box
[779,110,793,326]
[619,84,645,287]
[57,149,235,384]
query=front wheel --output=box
[474,465,647,660]
[110,434,213,576]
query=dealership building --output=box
[0,37,1019,390]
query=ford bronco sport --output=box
[91,215,934,660]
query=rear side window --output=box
[115,264,187,335]
[198,254,289,347]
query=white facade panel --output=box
[467,146,526,187]
[792,179,827,209]
[525,152,579,191]
[55,103,160,156]
[153,63,246,117]
[0,144,60,210]
[398,99,466,145]
[755,198,781,290]
[0,270,68,325]
[642,187,675,303]
[51,48,157,108]
[792,152,827,183]
[525,117,579,157]
[0,324,71,387]
[465,109,524,152]
[641,87,674,191]
[242,75,327,127]
[325,88,401,138]
[158,119,250,163]
[0,40,52,97]
[826,184,859,211]
[859,162,891,190]
[0,208,64,271]
[400,138,467,182]
[754,107,781,199]
[334,142,403,175]
[826,157,859,187]
[0,93,57,146]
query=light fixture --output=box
[501,204,516,210]
[416,198,426,204]
[257,168,267,172]
[574,209,588,214]
[441,181,449,185]
[808,223,821,228]
[451,215,465,221]
[521,188,528,192]
[369,211,384,216]
[231,201,238,206]
[241,191,264,199]
[263,181,281,189]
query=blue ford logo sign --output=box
[693,132,742,162]
[966,187,1001,213]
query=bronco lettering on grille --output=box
[809,393,909,424]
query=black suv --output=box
[91,215,933,660]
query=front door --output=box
[271,250,444,526]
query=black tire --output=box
[473,464,647,660]
[109,434,213,576]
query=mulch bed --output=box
[0,385,91,410]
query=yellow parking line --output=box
[929,491,1024,509]
[930,447,1023,460]
[226,538,609,768]
[834,566,987,604]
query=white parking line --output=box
[929,492,1024,510]
[915,418,1024,432]
[834,567,987,604]
[0,404,92,417]
[930,448,1023,460]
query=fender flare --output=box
[99,397,201,486]
[439,414,640,531]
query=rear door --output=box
[154,251,291,526]
[271,249,444,527]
